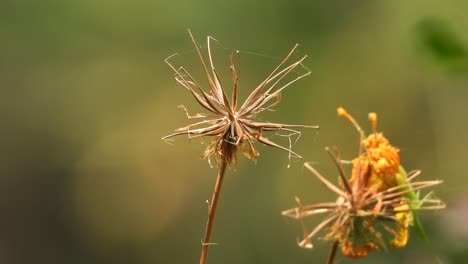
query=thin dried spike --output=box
[245,121,319,131]
[274,128,302,137]
[290,129,304,144]
[175,66,202,87]
[229,51,240,111]
[297,208,336,218]
[265,54,307,88]
[209,66,234,116]
[262,55,309,96]
[274,130,302,167]
[406,170,422,182]
[378,214,401,222]
[379,180,443,200]
[178,75,228,115]
[282,203,337,219]
[175,118,226,134]
[239,93,268,117]
[259,55,308,98]
[164,53,181,74]
[239,58,310,116]
[174,78,217,113]
[244,136,259,159]
[304,162,348,198]
[300,202,341,212]
[294,197,314,249]
[325,147,353,195]
[407,198,446,209]
[299,214,339,249]
[183,123,229,140]
[205,35,230,108]
[362,181,384,200]
[177,105,211,119]
[339,159,354,165]
[354,208,380,217]
[187,124,230,139]
[338,212,350,227]
[378,191,440,207]
[265,58,309,87]
[206,35,224,102]
[232,122,244,145]
[257,136,302,159]
[165,124,222,142]
[173,65,223,115]
[299,221,312,249]
[174,118,226,132]
[287,136,292,168]
[173,66,201,90]
[382,222,400,241]
[368,224,387,250]
[238,121,259,138]
[166,55,219,114]
[252,68,311,112]
[418,205,447,210]
[353,137,365,194]
[211,68,234,115]
[275,128,303,147]
[187,29,218,99]
[371,197,406,208]
[205,38,234,116]
[162,131,193,140]
[251,92,282,116]
[240,44,300,109]
[281,208,299,219]
[165,55,197,91]
[385,200,446,213]
[413,203,446,210]
[241,45,300,110]
[376,191,414,204]
[177,118,226,132]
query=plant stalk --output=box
[327,241,338,264]
[199,160,228,264]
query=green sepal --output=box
[397,166,428,242]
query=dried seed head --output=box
[162,30,318,167]
[283,158,444,258]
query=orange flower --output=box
[338,107,417,249]
[338,107,400,192]
[282,108,445,263]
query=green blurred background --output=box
[1,0,468,263]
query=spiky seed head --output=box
[162,30,318,167]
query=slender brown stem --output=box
[327,241,339,264]
[199,160,228,264]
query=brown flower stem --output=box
[327,241,338,264]
[199,160,228,264]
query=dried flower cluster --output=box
[162,30,317,167]
[282,107,445,261]
[162,31,445,264]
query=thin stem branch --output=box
[327,241,339,264]
[199,160,228,264]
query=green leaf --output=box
[417,18,466,61]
